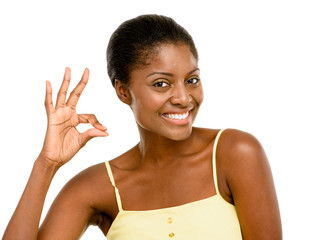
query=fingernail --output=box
[100,124,107,130]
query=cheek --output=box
[130,93,163,123]
[192,85,204,106]
[199,89,204,105]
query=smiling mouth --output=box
[162,111,190,120]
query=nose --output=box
[170,83,192,107]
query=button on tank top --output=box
[104,129,243,239]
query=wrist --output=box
[35,154,61,175]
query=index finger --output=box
[66,68,90,109]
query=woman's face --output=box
[128,43,204,141]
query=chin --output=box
[137,119,194,141]
[164,128,193,141]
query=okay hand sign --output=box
[40,68,108,167]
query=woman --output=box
[3,14,282,239]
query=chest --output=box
[113,153,216,211]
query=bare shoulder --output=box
[60,162,115,207]
[192,127,264,162]
[216,128,282,239]
[219,128,264,155]
[217,128,268,168]
[216,128,270,188]
[59,162,120,221]
[39,162,117,238]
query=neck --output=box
[136,126,197,167]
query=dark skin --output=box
[3,44,282,239]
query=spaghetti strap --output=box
[104,161,123,211]
[212,129,225,197]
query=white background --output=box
[0,0,314,239]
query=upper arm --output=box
[220,129,282,240]
[38,164,111,239]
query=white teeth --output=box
[164,111,189,120]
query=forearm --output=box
[3,157,59,240]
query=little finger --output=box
[45,80,55,115]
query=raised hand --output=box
[40,67,108,167]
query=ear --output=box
[114,79,132,105]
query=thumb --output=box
[79,128,109,147]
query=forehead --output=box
[130,44,198,79]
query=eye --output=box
[186,77,200,85]
[153,81,170,88]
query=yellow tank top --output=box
[104,129,243,239]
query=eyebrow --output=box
[146,68,200,78]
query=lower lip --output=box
[161,111,191,126]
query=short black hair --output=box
[106,14,198,87]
